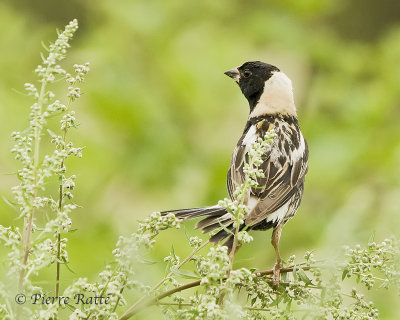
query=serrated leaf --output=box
[170,268,200,280]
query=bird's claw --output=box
[272,261,283,287]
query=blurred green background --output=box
[1,0,400,318]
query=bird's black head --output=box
[224,61,280,110]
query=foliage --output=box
[0,19,89,319]
[0,4,400,319]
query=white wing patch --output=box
[242,125,258,146]
[247,195,259,211]
[291,134,306,163]
[265,201,290,225]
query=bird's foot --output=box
[272,260,283,287]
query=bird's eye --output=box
[243,70,252,78]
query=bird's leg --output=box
[271,222,284,287]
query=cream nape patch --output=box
[249,71,297,118]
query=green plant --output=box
[0,19,88,319]
[0,19,399,320]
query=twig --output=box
[245,306,311,312]
[119,280,201,320]
[85,267,120,320]
[156,303,314,313]
[112,286,125,313]
[17,71,49,320]
[55,129,67,298]
[119,240,210,320]
[156,302,193,307]
[55,232,61,297]
[218,224,240,306]
[254,265,312,276]
[118,264,316,320]
[153,239,210,292]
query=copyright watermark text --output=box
[15,293,111,305]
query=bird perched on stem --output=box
[162,61,308,286]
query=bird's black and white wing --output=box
[227,115,308,228]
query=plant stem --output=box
[156,302,193,307]
[156,302,312,313]
[219,178,251,306]
[55,129,67,298]
[118,265,314,320]
[18,77,48,293]
[119,240,210,320]
[112,286,125,313]
[55,232,61,297]
[85,267,120,320]
[16,77,48,320]
[153,239,209,292]
[55,177,63,298]
[119,280,201,320]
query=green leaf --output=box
[296,267,312,285]
[286,299,292,311]
[341,268,349,281]
[281,271,288,282]
[47,129,57,137]
[138,258,158,265]
[320,287,326,303]
[269,294,283,307]
[170,268,200,279]
[65,303,77,312]
[64,262,75,274]
[368,232,376,244]
[55,259,76,274]
[292,266,298,281]
[1,195,18,213]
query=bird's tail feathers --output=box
[162,205,226,220]
[161,205,237,251]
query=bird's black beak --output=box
[224,67,240,82]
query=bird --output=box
[161,61,308,285]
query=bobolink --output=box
[162,61,308,285]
